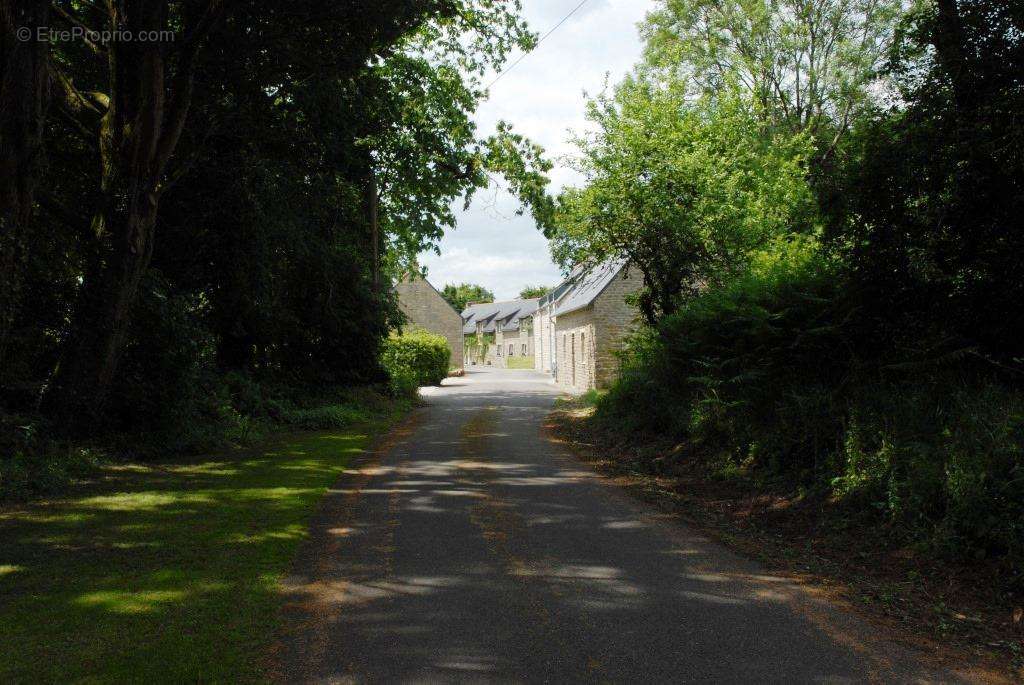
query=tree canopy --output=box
[0,0,553,436]
[442,283,495,312]
[582,0,1024,591]
[552,81,813,323]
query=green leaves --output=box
[553,80,814,322]
[441,283,494,312]
[381,330,452,393]
[359,4,553,270]
[641,0,902,151]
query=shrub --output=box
[599,238,854,475]
[597,239,1024,570]
[0,448,104,501]
[381,330,451,394]
[110,275,217,433]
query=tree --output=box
[12,0,553,429]
[0,1,556,434]
[0,1,51,386]
[519,285,552,299]
[40,0,234,423]
[442,283,494,312]
[641,0,901,160]
[827,0,1024,358]
[552,80,813,323]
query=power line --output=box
[487,0,592,90]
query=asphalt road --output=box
[273,367,968,684]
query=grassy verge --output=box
[0,402,408,682]
[505,356,535,369]
[547,398,1024,681]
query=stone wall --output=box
[535,304,553,373]
[553,309,596,394]
[590,266,641,388]
[501,327,533,358]
[477,324,534,368]
[395,274,464,369]
[553,267,640,393]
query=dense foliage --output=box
[0,1,553,477]
[441,282,495,312]
[381,330,452,394]
[558,0,1024,575]
[599,244,1024,567]
[553,85,813,323]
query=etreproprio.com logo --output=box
[17,26,175,43]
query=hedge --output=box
[381,330,451,395]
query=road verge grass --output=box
[0,403,409,682]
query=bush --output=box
[597,240,1024,570]
[110,275,218,434]
[381,330,451,394]
[600,238,854,475]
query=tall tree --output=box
[0,0,555,433]
[829,0,1024,357]
[642,0,901,159]
[42,0,229,422]
[442,283,494,312]
[0,1,50,387]
[40,1,470,425]
[553,81,813,323]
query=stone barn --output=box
[533,259,641,394]
[395,272,464,370]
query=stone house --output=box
[462,298,539,368]
[394,272,463,370]
[533,258,641,394]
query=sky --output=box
[419,0,657,301]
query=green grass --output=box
[0,411,404,682]
[505,356,536,369]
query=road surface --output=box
[273,367,968,683]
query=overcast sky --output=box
[419,0,657,301]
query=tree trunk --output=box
[0,1,50,387]
[45,1,223,427]
[48,196,159,425]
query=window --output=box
[497,345,501,356]
[508,344,514,356]
[521,344,527,355]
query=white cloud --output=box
[419,0,657,300]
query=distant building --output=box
[534,259,641,394]
[395,272,464,370]
[461,298,539,368]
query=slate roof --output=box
[538,277,575,307]
[551,258,629,317]
[462,298,540,334]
